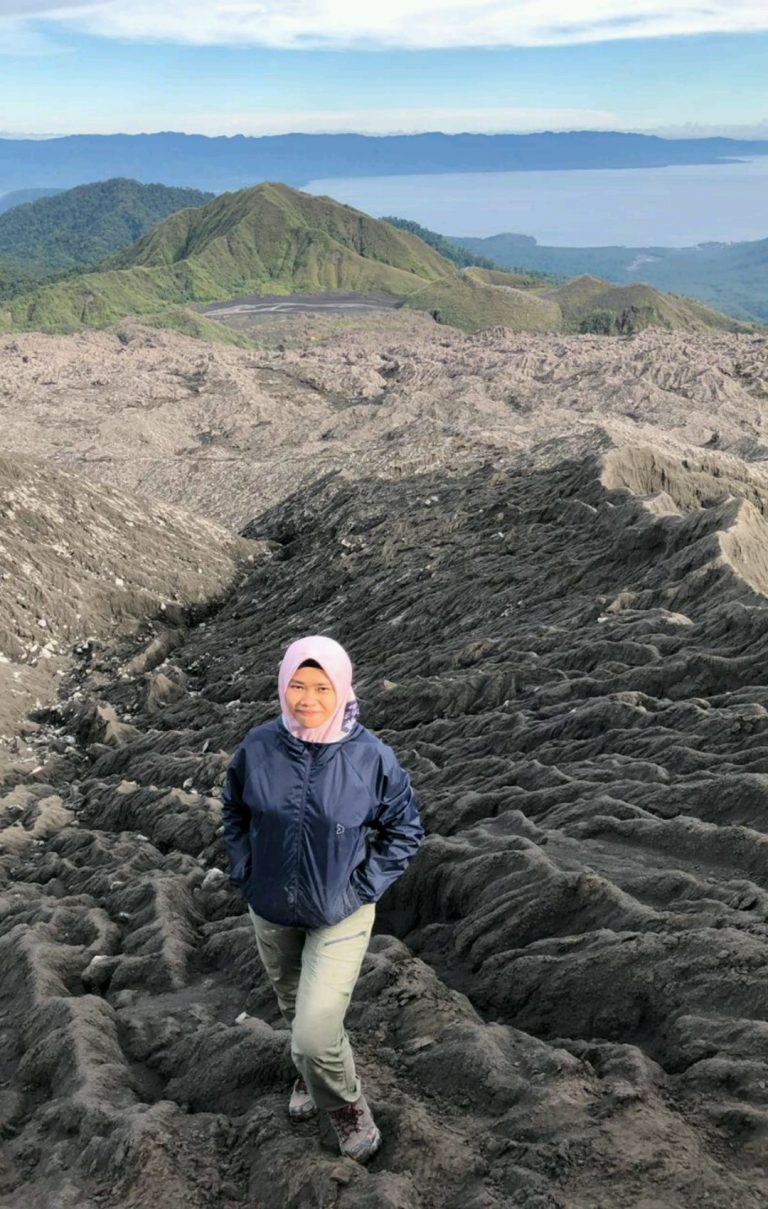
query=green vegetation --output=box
[543,276,744,334]
[453,232,768,325]
[383,216,557,282]
[111,184,449,282]
[0,178,213,277]
[0,264,37,302]
[382,216,500,271]
[1,183,451,333]
[0,182,750,339]
[407,265,744,335]
[465,265,561,290]
[121,307,254,347]
[408,271,561,333]
[0,187,62,214]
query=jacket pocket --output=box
[322,929,367,947]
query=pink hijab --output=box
[278,635,359,744]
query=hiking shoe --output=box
[288,1073,317,1121]
[326,1094,381,1162]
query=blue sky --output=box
[0,2,767,138]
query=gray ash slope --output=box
[4,440,768,1207]
[1,323,768,530]
[0,452,253,769]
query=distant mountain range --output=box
[0,181,749,340]
[452,231,768,323]
[1,130,768,194]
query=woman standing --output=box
[221,635,424,1163]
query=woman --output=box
[221,635,424,1163]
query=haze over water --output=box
[304,156,768,247]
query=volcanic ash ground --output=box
[2,325,768,1207]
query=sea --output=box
[303,155,768,247]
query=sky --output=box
[0,1,766,138]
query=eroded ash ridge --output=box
[3,434,768,1207]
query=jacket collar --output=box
[275,716,362,758]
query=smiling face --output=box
[285,663,338,727]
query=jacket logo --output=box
[336,824,345,834]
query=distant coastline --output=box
[2,129,768,197]
[303,157,768,248]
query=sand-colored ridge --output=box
[0,324,766,529]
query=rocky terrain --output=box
[2,318,768,1206]
[0,323,767,528]
[0,451,253,770]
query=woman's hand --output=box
[351,754,424,903]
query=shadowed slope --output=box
[0,452,254,759]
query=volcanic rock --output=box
[0,450,256,768]
[3,424,768,1205]
[0,324,766,528]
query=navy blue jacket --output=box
[221,718,424,928]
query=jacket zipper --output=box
[292,747,313,923]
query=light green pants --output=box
[248,902,376,1111]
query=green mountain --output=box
[0,178,213,277]
[382,216,503,272]
[613,239,768,324]
[0,183,751,338]
[452,231,768,324]
[0,183,452,332]
[407,268,563,332]
[542,275,743,334]
[411,268,742,334]
[110,183,449,282]
[0,187,62,214]
[383,216,556,281]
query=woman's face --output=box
[285,665,338,726]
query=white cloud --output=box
[4,0,768,48]
[0,15,68,53]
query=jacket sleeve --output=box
[221,742,252,889]
[351,750,424,904]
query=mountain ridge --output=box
[0,183,750,337]
[0,187,62,213]
[453,230,768,323]
[0,178,213,278]
[2,129,768,193]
